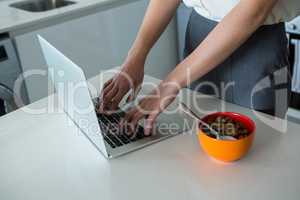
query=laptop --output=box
[38,35,188,159]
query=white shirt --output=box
[183,0,300,25]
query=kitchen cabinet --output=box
[14,0,178,103]
[0,35,29,114]
[286,16,300,124]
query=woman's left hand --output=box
[122,80,180,136]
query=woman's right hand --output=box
[98,56,145,114]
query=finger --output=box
[110,91,127,111]
[97,102,106,113]
[126,91,134,103]
[126,85,141,103]
[100,79,113,97]
[98,101,114,114]
[120,108,138,135]
[119,107,134,125]
[124,108,138,123]
[102,80,114,97]
[144,112,159,136]
[97,96,110,113]
[99,83,114,110]
[103,84,119,104]
[99,80,114,107]
[128,111,144,136]
[103,78,113,88]
[102,86,119,114]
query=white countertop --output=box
[0,0,138,34]
[1,73,300,200]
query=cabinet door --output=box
[15,0,178,103]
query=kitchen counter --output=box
[0,0,139,35]
[1,72,300,200]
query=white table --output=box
[0,73,300,200]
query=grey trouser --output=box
[185,11,291,117]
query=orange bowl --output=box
[198,112,256,162]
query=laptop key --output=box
[103,136,116,148]
[117,134,130,144]
[133,126,146,139]
[112,112,125,121]
[106,133,123,147]
[97,112,147,147]
[103,114,118,124]
[98,119,123,147]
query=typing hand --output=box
[121,81,180,136]
[98,58,145,114]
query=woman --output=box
[99,0,299,135]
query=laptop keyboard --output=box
[97,111,146,149]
